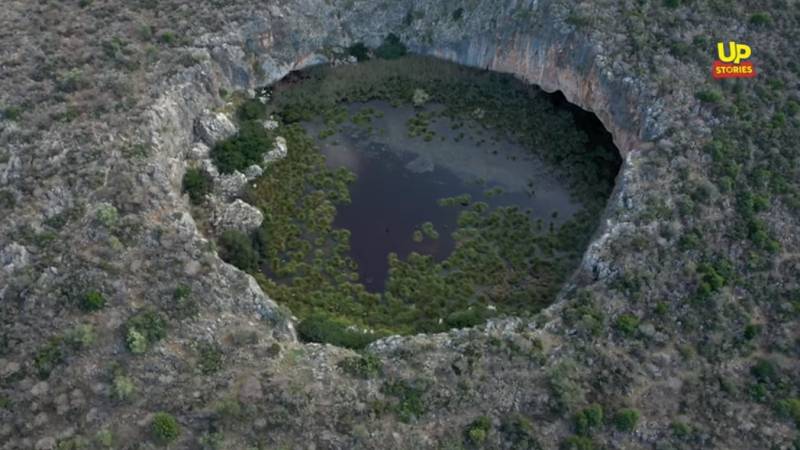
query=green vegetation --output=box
[561,436,595,450]
[374,34,407,60]
[499,414,541,449]
[338,353,383,378]
[95,203,119,227]
[613,408,640,432]
[197,342,224,375]
[211,119,274,174]
[749,12,772,26]
[382,379,427,422]
[34,338,64,379]
[347,42,369,62]
[775,398,800,426]
[65,324,95,349]
[296,313,376,349]
[94,429,114,448]
[218,230,259,272]
[151,412,181,445]
[125,308,167,354]
[695,89,722,103]
[81,290,106,312]
[182,168,213,204]
[614,313,640,336]
[112,375,135,401]
[465,416,491,445]
[208,55,619,346]
[574,404,603,435]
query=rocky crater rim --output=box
[150,30,644,345]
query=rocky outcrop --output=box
[212,199,264,233]
[263,136,288,166]
[194,111,237,146]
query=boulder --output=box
[244,164,263,180]
[213,199,264,233]
[187,142,211,160]
[195,111,237,146]
[1,243,30,273]
[214,171,248,201]
[263,136,288,166]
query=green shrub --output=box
[0,190,15,209]
[151,412,181,444]
[34,338,64,379]
[126,329,147,354]
[158,31,176,45]
[3,106,22,121]
[375,34,407,60]
[57,436,90,450]
[445,308,485,328]
[775,398,800,425]
[296,313,376,349]
[466,416,491,445]
[338,353,383,378]
[237,98,267,122]
[452,7,464,21]
[81,290,106,312]
[197,342,224,375]
[95,203,119,227]
[670,421,691,438]
[347,42,370,61]
[614,314,640,336]
[561,436,595,450]
[500,414,541,450]
[749,12,771,26]
[574,404,603,435]
[663,0,680,8]
[170,284,198,319]
[695,90,722,103]
[382,379,427,422]
[65,324,95,349]
[125,308,167,353]
[751,359,779,383]
[94,429,113,447]
[112,375,135,401]
[211,120,273,173]
[182,168,213,205]
[613,409,640,432]
[218,230,259,271]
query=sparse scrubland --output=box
[0,0,798,448]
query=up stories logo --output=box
[713,41,757,79]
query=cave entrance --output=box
[210,55,621,348]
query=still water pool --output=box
[303,100,581,291]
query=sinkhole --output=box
[200,55,622,348]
